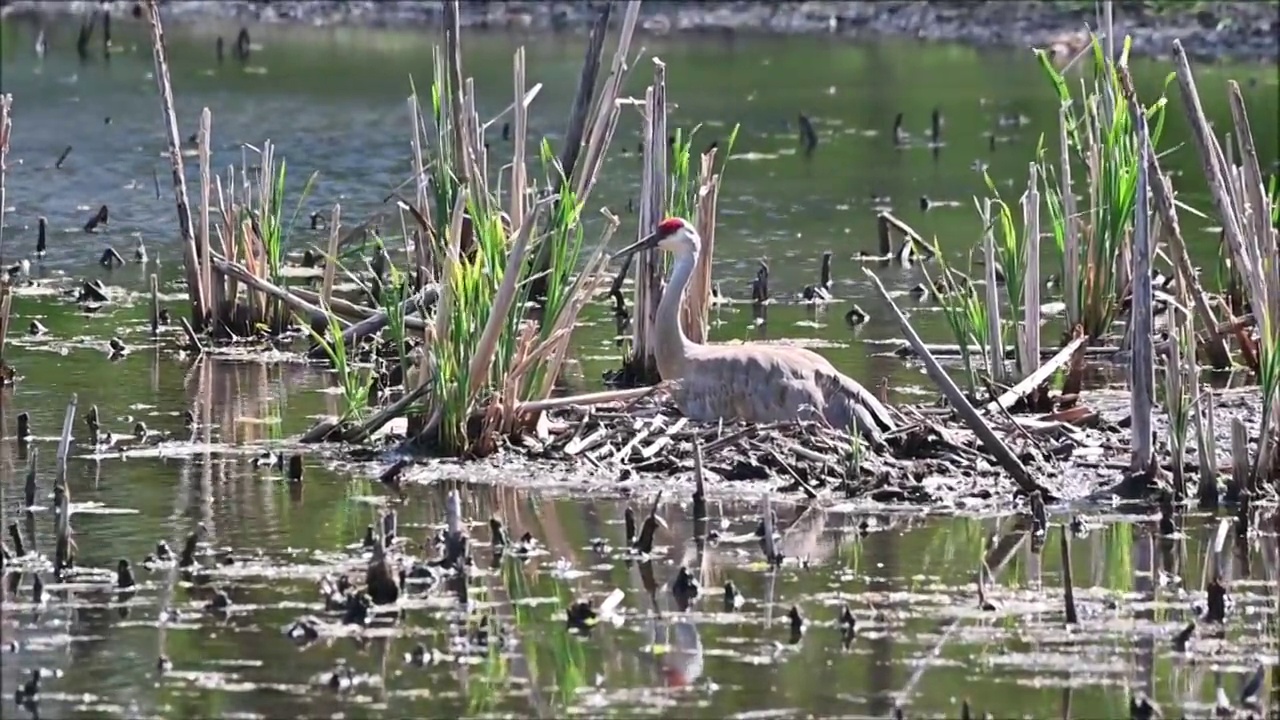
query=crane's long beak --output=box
[612,231,660,261]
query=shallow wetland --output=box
[0,3,1278,718]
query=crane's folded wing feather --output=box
[676,344,896,446]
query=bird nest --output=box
[503,393,1070,506]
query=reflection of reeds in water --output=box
[202,359,305,447]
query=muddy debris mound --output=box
[493,393,1123,507]
[480,386,1274,508]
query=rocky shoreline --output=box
[1,1,1277,64]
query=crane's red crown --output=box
[657,217,688,237]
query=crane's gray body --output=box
[639,220,898,447]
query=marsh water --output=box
[0,16,1278,718]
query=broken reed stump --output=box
[149,274,161,337]
[53,473,74,575]
[632,492,664,556]
[24,448,37,508]
[8,521,26,557]
[624,506,637,548]
[691,435,707,524]
[760,493,781,567]
[287,455,303,482]
[626,56,671,386]
[875,211,931,261]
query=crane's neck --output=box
[654,247,697,381]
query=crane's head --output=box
[612,217,699,261]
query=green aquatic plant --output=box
[924,243,992,396]
[254,148,318,285]
[212,139,317,334]
[667,126,702,223]
[303,308,369,423]
[413,44,624,456]
[845,426,865,487]
[380,259,411,380]
[1036,34,1173,342]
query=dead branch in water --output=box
[985,336,1086,415]
[864,267,1053,500]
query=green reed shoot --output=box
[303,309,369,423]
[387,23,638,454]
[643,125,704,282]
[415,60,461,271]
[253,146,318,285]
[845,426,865,486]
[1036,35,1173,342]
[380,260,410,379]
[413,38,624,456]
[924,245,990,395]
[668,123,740,340]
[1255,274,1280,485]
[432,200,508,453]
[668,126,701,220]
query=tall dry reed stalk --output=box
[143,0,206,330]
[624,63,738,368]
[1172,41,1280,489]
[673,126,738,345]
[630,60,669,382]
[0,95,14,384]
[0,94,11,269]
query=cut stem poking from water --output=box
[691,435,708,524]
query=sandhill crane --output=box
[614,217,898,447]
